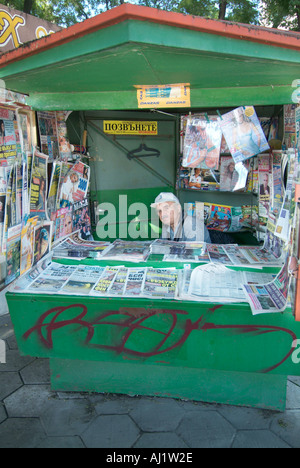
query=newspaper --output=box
[182,263,276,304]
[60,265,106,295]
[107,267,128,296]
[10,253,53,292]
[90,266,119,296]
[242,258,290,314]
[123,268,147,296]
[218,106,269,163]
[52,236,110,259]
[182,117,222,170]
[207,244,233,264]
[143,268,178,299]
[239,245,282,265]
[26,262,78,294]
[98,240,151,262]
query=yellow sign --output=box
[103,120,158,135]
[135,83,191,109]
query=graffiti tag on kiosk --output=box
[22,304,298,373]
[0,10,24,48]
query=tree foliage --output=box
[1,0,299,31]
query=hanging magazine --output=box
[218,106,269,163]
[59,160,90,207]
[29,150,48,219]
[5,223,22,284]
[37,111,59,160]
[182,117,222,170]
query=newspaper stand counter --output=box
[6,257,300,411]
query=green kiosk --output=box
[2,4,300,411]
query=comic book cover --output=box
[182,117,222,170]
[218,106,270,163]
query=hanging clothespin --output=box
[216,110,223,120]
[204,113,210,123]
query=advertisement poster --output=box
[136,83,190,109]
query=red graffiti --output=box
[23,304,297,373]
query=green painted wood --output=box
[50,358,288,411]
[0,20,299,110]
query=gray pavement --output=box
[1,312,300,448]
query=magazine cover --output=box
[33,221,52,265]
[20,216,38,275]
[0,105,19,164]
[2,165,14,252]
[271,151,283,216]
[53,206,73,241]
[29,150,48,219]
[60,265,106,295]
[56,161,73,210]
[47,161,61,219]
[218,106,270,163]
[5,222,22,285]
[0,167,7,253]
[182,117,222,170]
[56,111,72,161]
[219,156,239,191]
[37,111,59,160]
[72,198,93,241]
[59,161,90,207]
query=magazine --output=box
[218,106,270,163]
[59,160,90,207]
[56,161,73,210]
[72,198,93,241]
[60,265,106,295]
[182,117,222,170]
[37,111,59,160]
[33,221,52,265]
[56,111,72,161]
[5,222,22,284]
[29,150,48,219]
[20,216,38,275]
[90,266,120,296]
[53,206,73,241]
[47,161,61,219]
[123,268,147,296]
[205,203,243,232]
[143,268,178,299]
[219,156,239,191]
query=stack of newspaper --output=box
[52,234,110,259]
[150,239,209,262]
[91,240,152,263]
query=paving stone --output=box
[35,436,86,448]
[0,349,35,372]
[40,398,96,436]
[81,414,140,448]
[217,405,276,430]
[20,358,50,384]
[4,384,54,417]
[130,398,184,432]
[270,410,300,448]
[177,410,236,448]
[0,372,23,400]
[232,430,291,448]
[134,432,189,448]
[0,403,7,423]
[286,380,300,410]
[0,418,47,448]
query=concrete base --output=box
[50,358,288,412]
